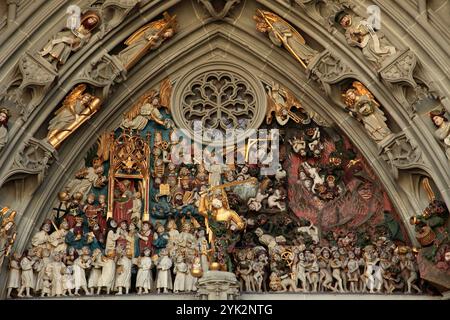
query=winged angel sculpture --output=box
[254,10,319,69]
[266,83,328,127]
[121,79,174,130]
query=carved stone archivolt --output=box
[171,63,267,146]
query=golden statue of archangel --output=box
[117,12,177,71]
[254,10,319,69]
[197,178,256,271]
[47,84,102,148]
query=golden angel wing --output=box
[266,93,277,125]
[96,132,113,162]
[284,88,302,110]
[123,88,157,121]
[55,84,87,116]
[159,78,172,113]
[124,18,167,46]
[260,10,306,45]
[352,81,375,99]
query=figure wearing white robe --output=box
[434,121,450,159]
[114,255,132,291]
[20,257,35,289]
[173,261,187,292]
[136,256,153,290]
[88,255,102,290]
[156,256,173,290]
[48,229,68,254]
[66,166,101,200]
[98,256,116,290]
[73,256,89,289]
[130,198,142,222]
[105,229,121,257]
[35,256,51,292]
[7,259,21,289]
[47,261,65,296]
[184,264,196,292]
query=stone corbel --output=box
[0,137,57,187]
[379,132,426,180]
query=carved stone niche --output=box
[77,51,128,100]
[307,48,357,97]
[97,0,141,37]
[197,0,241,20]
[379,132,425,180]
[379,49,418,89]
[5,52,58,119]
[0,137,57,187]
[196,271,240,300]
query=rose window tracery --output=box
[172,63,267,145]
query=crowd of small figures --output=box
[5,212,425,298]
[235,229,423,294]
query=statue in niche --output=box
[0,108,10,151]
[254,10,319,69]
[342,81,393,143]
[335,10,396,67]
[47,84,102,148]
[117,12,177,71]
[121,78,173,130]
[429,109,450,160]
[40,12,101,70]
